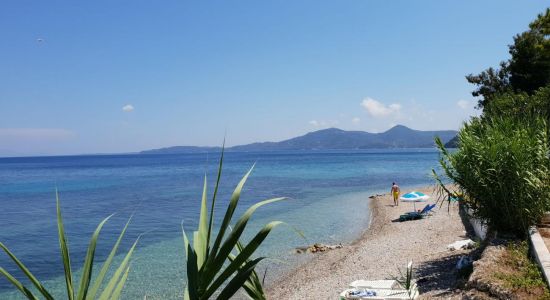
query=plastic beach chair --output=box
[413,204,430,215]
[424,203,436,215]
[413,203,435,215]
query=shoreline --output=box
[266,185,469,299]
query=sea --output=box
[0,149,443,299]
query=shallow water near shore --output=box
[0,149,441,299]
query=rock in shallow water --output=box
[295,243,343,254]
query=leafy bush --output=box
[484,85,550,121]
[435,116,550,237]
[0,191,137,300]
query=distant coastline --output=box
[0,125,457,158]
[141,125,457,155]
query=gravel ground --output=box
[266,187,470,299]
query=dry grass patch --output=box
[491,241,550,300]
[466,240,550,300]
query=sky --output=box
[0,1,548,156]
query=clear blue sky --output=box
[0,1,548,156]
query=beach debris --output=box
[369,194,384,199]
[447,239,475,251]
[295,243,343,254]
[456,255,473,270]
[346,289,377,297]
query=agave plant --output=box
[228,236,268,300]
[0,190,138,300]
[182,150,285,299]
[392,261,417,300]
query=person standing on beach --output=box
[391,182,400,206]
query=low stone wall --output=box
[466,208,487,240]
[529,226,550,286]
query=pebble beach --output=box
[267,186,470,299]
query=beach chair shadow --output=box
[396,204,436,222]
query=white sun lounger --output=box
[349,280,402,290]
[339,281,419,300]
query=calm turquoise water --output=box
[0,150,441,299]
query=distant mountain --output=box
[140,125,457,154]
[444,135,459,148]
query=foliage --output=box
[0,191,137,300]
[431,169,470,217]
[508,9,550,95]
[493,241,550,298]
[443,135,459,148]
[483,85,550,121]
[466,61,512,108]
[228,239,267,300]
[467,8,550,109]
[396,261,414,291]
[434,116,550,237]
[392,261,417,299]
[182,150,285,300]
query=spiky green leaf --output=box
[0,243,53,300]
[207,142,225,248]
[207,164,255,262]
[204,221,283,298]
[195,175,209,268]
[205,198,284,283]
[56,189,74,300]
[98,238,139,300]
[87,216,132,300]
[109,266,130,300]
[0,267,39,300]
[76,214,113,300]
[216,258,264,300]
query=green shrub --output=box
[435,116,550,237]
[484,85,550,121]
